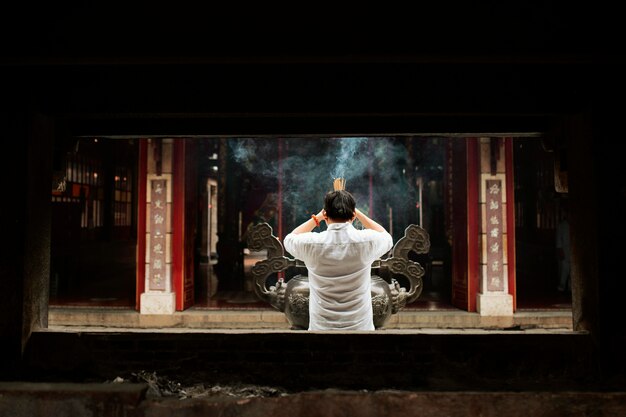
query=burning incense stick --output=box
[333,177,346,191]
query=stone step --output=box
[48,307,573,330]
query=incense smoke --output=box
[330,137,369,181]
[228,136,416,234]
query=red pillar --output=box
[135,139,148,311]
[277,138,284,281]
[505,138,517,310]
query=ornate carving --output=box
[381,257,425,304]
[391,224,431,258]
[268,280,286,312]
[372,294,389,317]
[287,293,309,318]
[247,223,284,259]
[389,278,408,314]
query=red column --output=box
[278,138,284,240]
[277,138,284,281]
[135,139,148,311]
[466,138,480,312]
[450,138,480,312]
[172,140,184,310]
[505,138,517,310]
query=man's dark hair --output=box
[324,190,356,221]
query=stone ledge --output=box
[0,382,148,417]
[48,308,572,330]
[2,383,626,417]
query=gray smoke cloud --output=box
[228,137,416,230]
[330,137,369,181]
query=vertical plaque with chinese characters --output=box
[486,179,504,292]
[149,179,167,290]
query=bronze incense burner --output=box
[246,222,430,329]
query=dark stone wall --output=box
[22,331,612,392]
[0,108,29,378]
[22,114,53,347]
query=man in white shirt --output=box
[283,190,393,330]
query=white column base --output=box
[476,293,513,316]
[140,292,176,314]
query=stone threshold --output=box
[48,307,573,331]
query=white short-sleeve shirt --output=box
[283,222,393,331]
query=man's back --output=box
[284,222,392,330]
